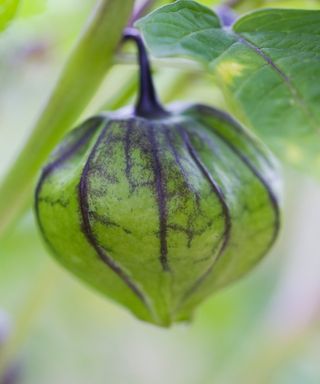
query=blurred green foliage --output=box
[234,0,320,11]
[0,0,20,31]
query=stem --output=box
[0,0,134,240]
[99,57,201,112]
[123,28,168,118]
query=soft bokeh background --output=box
[1,1,320,383]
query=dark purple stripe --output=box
[205,124,280,248]
[180,127,231,252]
[124,119,134,193]
[78,121,151,307]
[164,127,201,209]
[35,117,103,224]
[178,127,232,300]
[186,104,273,167]
[147,123,170,272]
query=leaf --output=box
[137,1,320,175]
[228,0,320,12]
[0,0,20,31]
[17,0,46,18]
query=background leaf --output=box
[137,1,320,175]
[17,0,46,18]
[235,0,320,11]
[0,0,20,31]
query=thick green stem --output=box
[0,0,134,239]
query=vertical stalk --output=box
[0,0,134,239]
[123,28,168,118]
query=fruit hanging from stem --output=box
[35,28,281,327]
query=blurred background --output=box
[1,0,320,383]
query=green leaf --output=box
[17,0,46,18]
[0,0,20,31]
[137,1,320,175]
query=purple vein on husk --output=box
[187,104,274,167]
[164,126,203,249]
[78,121,151,307]
[187,105,280,247]
[206,123,280,249]
[164,127,201,209]
[147,122,170,272]
[124,119,134,193]
[177,126,232,302]
[35,117,103,229]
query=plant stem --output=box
[123,28,168,118]
[0,0,134,240]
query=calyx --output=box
[35,29,281,326]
